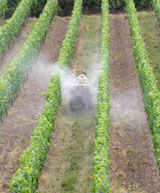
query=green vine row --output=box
[9,0,83,192]
[9,74,61,193]
[152,0,160,25]
[92,0,111,192]
[0,0,36,58]
[0,0,57,120]
[58,0,82,67]
[125,0,160,174]
[0,0,7,18]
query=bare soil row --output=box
[109,14,160,193]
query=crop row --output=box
[0,0,35,58]
[58,0,82,67]
[125,0,160,173]
[152,0,160,25]
[0,0,57,120]
[92,0,110,192]
[9,74,61,192]
[0,0,7,18]
[9,0,83,192]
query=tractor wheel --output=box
[69,100,76,112]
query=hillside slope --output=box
[109,14,160,193]
[0,16,70,193]
[38,15,101,193]
[0,18,37,75]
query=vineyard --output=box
[0,0,160,192]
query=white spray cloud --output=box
[51,60,100,110]
[110,88,147,124]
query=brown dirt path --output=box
[0,18,37,75]
[109,14,160,193]
[38,15,101,193]
[0,16,70,193]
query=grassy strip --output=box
[92,0,110,192]
[0,0,57,120]
[0,0,36,58]
[125,0,160,174]
[138,12,160,89]
[9,0,82,192]
[0,0,7,18]
[152,0,160,25]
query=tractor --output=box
[69,70,92,112]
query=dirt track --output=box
[109,14,160,193]
[0,16,70,193]
[0,18,37,75]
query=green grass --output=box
[73,15,101,69]
[60,112,96,192]
[138,11,160,88]
[38,108,96,193]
